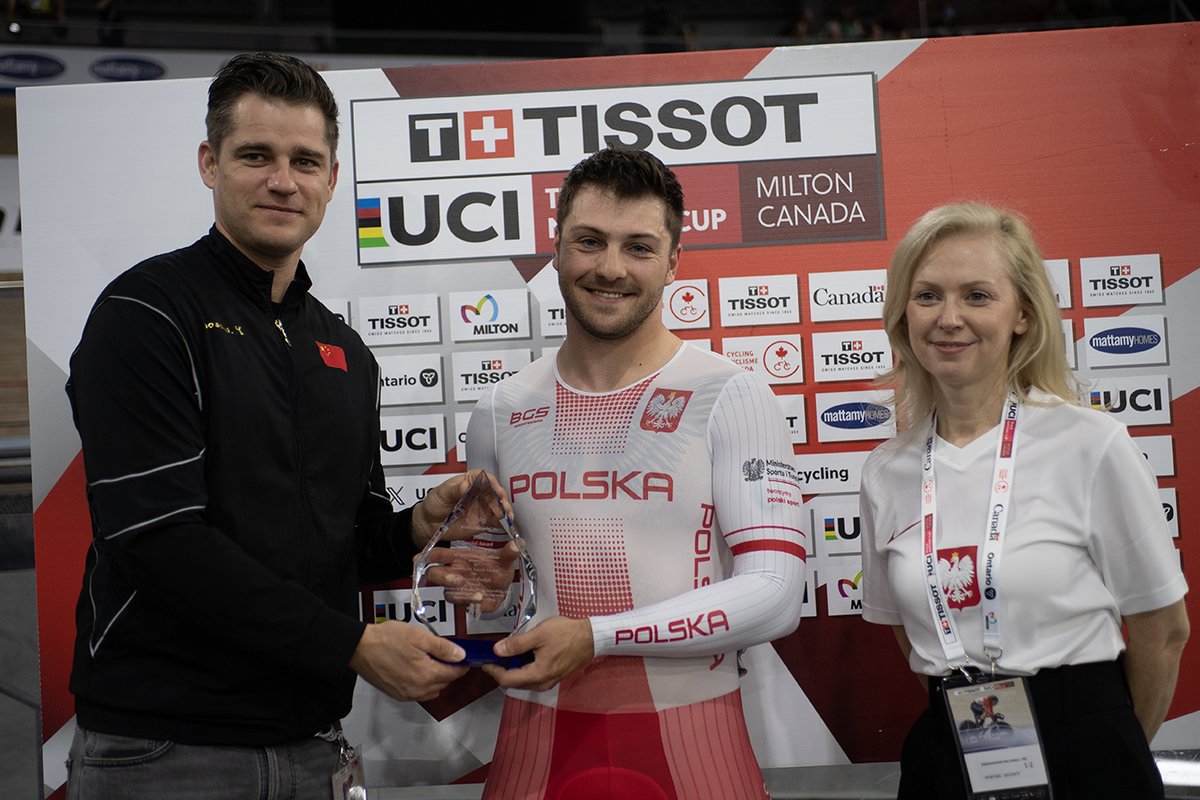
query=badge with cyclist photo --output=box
[942,673,1052,799]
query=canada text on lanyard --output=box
[921,392,1020,673]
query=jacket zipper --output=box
[274,318,292,347]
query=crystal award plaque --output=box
[411,471,536,667]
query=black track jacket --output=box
[66,228,416,744]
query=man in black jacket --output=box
[64,52,473,799]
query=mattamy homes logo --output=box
[351,74,883,265]
[814,390,895,443]
[1083,314,1167,368]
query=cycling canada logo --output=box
[669,284,707,324]
[640,388,692,433]
[763,340,801,379]
[742,458,766,481]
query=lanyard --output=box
[920,392,1020,672]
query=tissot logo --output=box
[409,110,517,163]
[1080,254,1163,307]
[358,294,440,345]
[718,274,799,327]
[452,348,531,401]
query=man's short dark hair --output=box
[205,52,339,158]
[556,147,685,247]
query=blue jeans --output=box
[67,725,342,800]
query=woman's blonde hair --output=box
[879,202,1077,429]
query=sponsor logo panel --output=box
[777,392,807,445]
[794,451,868,493]
[449,288,532,342]
[1081,374,1171,425]
[721,334,804,385]
[718,274,800,327]
[451,348,531,402]
[1159,487,1178,539]
[810,328,891,382]
[809,493,862,557]
[1079,254,1163,307]
[377,352,444,406]
[1062,319,1076,370]
[379,412,447,466]
[383,473,460,512]
[356,174,536,264]
[1083,314,1167,368]
[1134,435,1174,477]
[357,293,441,345]
[807,268,886,322]
[1044,259,1071,309]
[824,556,864,616]
[663,279,711,330]
[352,75,879,180]
[814,390,896,442]
[738,155,883,244]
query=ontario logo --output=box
[820,402,891,429]
[1088,327,1161,354]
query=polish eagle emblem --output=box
[640,388,692,433]
[938,547,978,609]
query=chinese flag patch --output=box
[316,341,347,372]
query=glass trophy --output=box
[411,471,537,667]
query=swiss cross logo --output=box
[640,388,692,433]
[1110,265,1132,276]
[463,110,515,159]
[387,304,410,315]
[842,340,863,351]
[482,359,504,370]
[749,286,770,296]
[409,113,460,162]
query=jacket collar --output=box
[202,225,313,311]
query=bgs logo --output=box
[820,402,891,429]
[1088,327,1161,354]
[820,339,885,366]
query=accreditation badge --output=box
[941,672,1052,799]
[330,735,368,799]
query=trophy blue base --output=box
[450,637,534,669]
